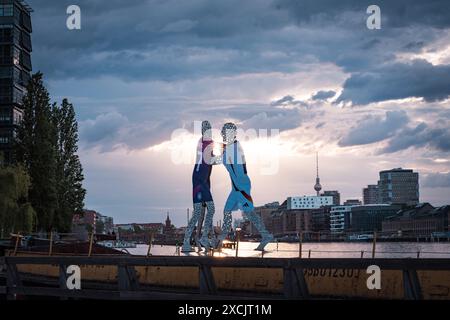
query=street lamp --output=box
[235,228,242,257]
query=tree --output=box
[14,72,86,233]
[52,99,86,232]
[15,72,58,232]
[0,165,36,237]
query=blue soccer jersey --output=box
[192,138,214,204]
[222,141,254,212]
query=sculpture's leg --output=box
[195,204,206,250]
[182,202,203,252]
[244,210,273,251]
[216,210,233,247]
[199,201,215,250]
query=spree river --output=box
[127,241,450,258]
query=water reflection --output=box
[127,242,450,258]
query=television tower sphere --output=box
[314,177,322,195]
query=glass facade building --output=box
[0,0,32,164]
[378,168,419,205]
[350,204,402,232]
[363,184,379,205]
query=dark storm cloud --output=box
[28,0,296,80]
[422,172,450,188]
[403,41,425,51]
[77,98,311,151]
[312,90,336,101]
[339,110,409,147]
[217,100,314,132]
[336,60,450,105]
[275,0,450,28]
[240,109,304,131]
[339,106,450,154]
[380,122,450,154]
[79,112,127,145]
[28,0,449,82]
[270,95,307,107]
[25,0,450,150]
[79,111,183,151]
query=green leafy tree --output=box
[15,72,58,232]
[0,165,36,237]
[14,73,86,233]
[52,99,86,232]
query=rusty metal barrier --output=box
[1,255,450,300]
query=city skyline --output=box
[25,0,450,225]
[90,164,437,227]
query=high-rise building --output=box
[378,168,419,205]
[0,0,32,164]
[321,190,340,206]
[363,185,379,205]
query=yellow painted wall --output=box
[6,252,450,299]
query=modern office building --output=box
[321,190,341,206]
[310,206,331,233]
[350,204,402,233]
[363,185,379,205]
[377,168,419,205]
[330,205,354,234]
[0,0,32,164]
[287,196,333,209]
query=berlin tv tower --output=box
[314,152,322,196]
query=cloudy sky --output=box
[27,0,450,225]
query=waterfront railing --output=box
[1,255,450,300]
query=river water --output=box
[127,241,450,258]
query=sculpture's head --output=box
[221,122,237,144]
[201,120,212,140]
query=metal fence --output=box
[1,255,450,300]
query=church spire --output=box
[165,212,171,227]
